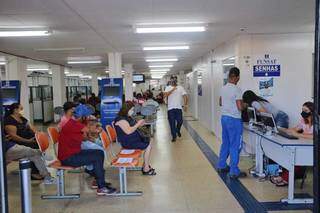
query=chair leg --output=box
[109,167,142,196]
[41,169,80,200]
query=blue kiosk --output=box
[100,78,123,128]
[1,80,21,113]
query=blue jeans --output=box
[218,116,243,176]
[275,111,289,128]
[61,149,106,189]
[167,109,183,139]
[81,140,105,171]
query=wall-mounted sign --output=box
[253,54,280,77]
[259,77,274,97]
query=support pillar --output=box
[124,64,133,101]
[6,56,31,121]
[91,73,99,95]
[108,52,122,78]
[51,65,66,122]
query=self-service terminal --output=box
[1,80,21,114]
[100,78,123,128]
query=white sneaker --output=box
[43,176,56,185]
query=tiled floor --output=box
[5,108,312,212]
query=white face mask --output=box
[128,108,134,117]
[19,110,24,117]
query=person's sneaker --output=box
[91,180,112,189]
[43,176,56,185]
[217,166,230,173]
[177,132,182,137]
[229,171,247,179]
[171,137,176,142]
[96,186,117,196]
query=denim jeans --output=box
[61,149,106,189]
[167,109,183,139]
[81,140,105,171]
[218,116,243,176]
[275,111,289,128]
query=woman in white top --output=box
[242,90,289,128]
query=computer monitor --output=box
[104,86,120,97]
[258,112,278,133]
[247,107,257,123]
[133,74,145,83]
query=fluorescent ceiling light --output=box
[146,58,178,62]
[67,73,83,77]
[64,71,70,74]
[27,68,49,71]
[143,46,189,51]
[0,30,50,37]
[80,75,92,79]
[136,26,205,33]
[149,65,173,68]
[137,22,205,26]
[0,61,6,65]
[68,60,101,64]
[150,69,170,72]
[222,63,235,66]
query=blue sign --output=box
[1,80,21,106]
[100,78,123,128]
[253,54,281,77]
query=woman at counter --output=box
[271,101,314,186]
[242,90,289,128]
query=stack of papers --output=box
[116,158,134,164]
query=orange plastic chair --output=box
[47,127,59,156]
[37,130,80,200]
[106,125,117,143]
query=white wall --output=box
[190,33,314,140]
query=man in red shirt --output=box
[58,104,116,195]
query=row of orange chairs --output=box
[35,125,143,199]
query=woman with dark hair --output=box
[114,101,156,175]
[4,103,55,183]
[242,90,289,128]
[271,102,314,186]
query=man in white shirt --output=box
[164,76,188,142]
[218,67,246,179]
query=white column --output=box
[179,70,186,87]
[6,56,31,121]
[51,65,66,121]
[108,52,122,78]
[91,73,99,95]
[124,64,133,101]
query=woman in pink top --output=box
[286,101,314,140]
[271,102,314,186]
[58,102,76,131]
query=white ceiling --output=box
[0,0,315,75]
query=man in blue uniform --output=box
[217,67,246,179]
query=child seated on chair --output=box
[81,119,104,151]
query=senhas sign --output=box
[253,54,281,77]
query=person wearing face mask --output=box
[163,76,188,142]
[270,102,314,187]
[58,104,117,196]
[4,103,50,180]
[114,101,156,175]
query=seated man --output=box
[5,135,55,184]
[58,104,116,196]
[142,92,159,108]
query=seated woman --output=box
[114,101,156,175]
[243,90,289,128]
[4,103,44,180]
[58,104,116,196]
[271,102,314,186]
[4,135,55,184]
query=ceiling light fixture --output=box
[64,71,70,74]
[149,65,173,68]
[136,26,205,33]
[150,69,170,72]
[146,58,178,62]
[0,30,51,37]
[68,60,102,64]
[67,73,83,77]
[143,46,189,51]
[0,61,6,65]
[222,63,235,66]
[27,68,49,71]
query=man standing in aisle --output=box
[217,67,246,179]
[164,76,188,142]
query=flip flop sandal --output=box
[142,168,156,176]
[270,176,282,184]
[276,181,288,187]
